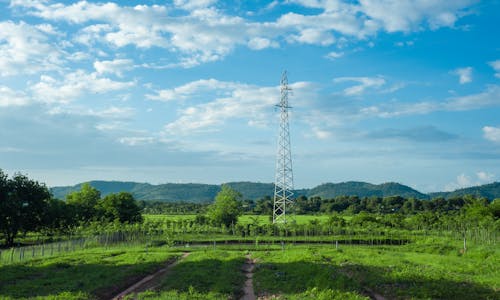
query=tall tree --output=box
[208,185,242,227]
[0,171,51,246]
[66,183,100,222]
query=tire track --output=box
[111,252,190,300]
[240,253,256,300]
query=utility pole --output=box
[273,71,294,224]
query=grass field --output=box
[144,214,340,225]
[252,244,499,299]
[1,240,498,299]
[0,244,183,299]
[1,213,498,299]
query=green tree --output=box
[207,185,242,227]
[42,198,75,234]
[66,183,100,222]
[253,196,273,215]
[98,192,143,223]
[0,171,51,246]
[490,198,500,219]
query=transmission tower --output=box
[273,71,294,224]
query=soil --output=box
[240,253,256,300]
[110,252,190,300]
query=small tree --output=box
[98,192,143,223]
[208,185,242,227]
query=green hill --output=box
[429,182,500,200]
[224,182,275,200]
[50,181,149,199]
[51,181,275,203]
[51,180,500,202]
[51,180,428,202]
[306,181,429,199]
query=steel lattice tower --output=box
[273,71,294,224]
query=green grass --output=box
[144,213,344,225]
[252,243,499,300]
[1,228,498,300]
[0,244,182,299]
[252,246,368,300]
[134,249,246,300]
[144,214,198,222]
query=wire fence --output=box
[1,225,496,266]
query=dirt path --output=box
[240,253,256,300]
[111,252,190,300]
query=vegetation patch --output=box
[0,245,179,300]
[135,249,246,300]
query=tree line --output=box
[0,170,142,247]
[144,193,500,217]
[250,194,500,216]
[2,169,499,247]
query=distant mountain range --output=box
[428,182,500,200]
[50,180,500,202]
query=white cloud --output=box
[444,173,472,191]
[159,79,312,135]
[0,86,30,107]
[0,21,63,76]
[395,40,414,47]
[9,1,477,68]
[477,171,495,182]
[94,59,134,76]
[31,70,135,104]
[452,67,472,84]
[489,60,500,78]
[334,76,386,96]
[445,171,495,191]
[146,79,237,102]
[310,127,332,140]
[358,0,474,32]
[362,85,500,118]
[173,0,217,10]
[325,51,344,60]
[483,126,500,143]
[248,37,278,50]
[118,136,155,146]
[162,81,278,135]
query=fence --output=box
[1,224,497,266]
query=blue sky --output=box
[0,0,499,192]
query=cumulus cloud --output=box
[358,0,475,32]
[146,79,238,102]
[0,21,63,76]
[94,59,134,76]
[0,86,30,107]
[477,171,495,182]
[162,81,277,135]
[310,127,332,140]
[118,136,155,146]
[31,70,135,104]
[445,171,496,191]
[159,79,312,135]
[483,126,500,143]
[334,76,386,96]
[489,60,500,78]
[325,51,344,60]
[173,0,217,10]
[9,0,477,68]
[452,67,472,84]
[361,85,500,118]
